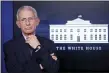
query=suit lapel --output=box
[19,36,31,61]
[17,35,46,61]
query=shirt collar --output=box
[22,33,35,40]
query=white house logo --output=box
[49,15,108,43]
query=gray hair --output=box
[16,6,38,20]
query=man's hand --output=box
[25,35,40,49]
[39,53,57,70]
[50,53,57,61]
[39,64,44,69]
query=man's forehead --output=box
[19,9,35,18]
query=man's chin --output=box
[24,31,34,35]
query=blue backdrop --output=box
[2,1,13,73]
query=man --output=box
[4,6,59,73]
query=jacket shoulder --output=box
[38,36,54,44]
[4,39,14,47]
[3,38,18,53]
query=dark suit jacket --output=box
[3,35,59,73]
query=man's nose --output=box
[26,19,30,26]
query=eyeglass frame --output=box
[18,17,37,23]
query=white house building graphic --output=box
[49,15,108,43]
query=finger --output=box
[52,57,57,61]
[26,36,30,39]
[52,56,57,61]
[28,35,35,40]
[25,38,30,44]
[29,35,35,38]
[25,40,29,43]
[39,64,44,69]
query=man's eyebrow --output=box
[21,17,34,19]
[20,18,26,20]
[21,18,26,19]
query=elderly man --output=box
[4,6,59,73]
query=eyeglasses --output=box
[19,17,36,23]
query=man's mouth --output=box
[25,27,32,30]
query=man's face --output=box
[16,9,40,35]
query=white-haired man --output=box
[4,6,59,73]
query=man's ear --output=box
[36,17,40,26]
[16,21,21,28]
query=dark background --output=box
[13,1,109,38]
[2,1,109,73]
